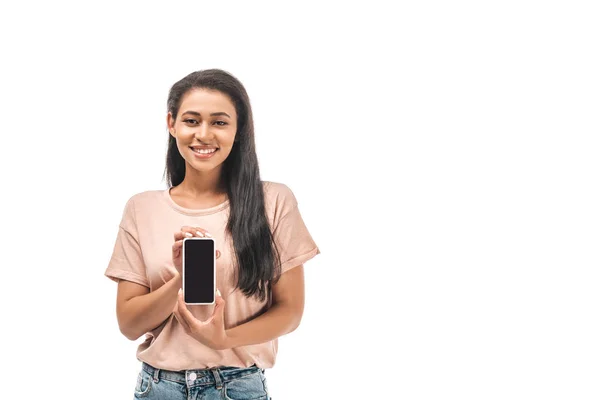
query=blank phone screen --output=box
[183,238,215,304]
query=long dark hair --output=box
[163,69,281,301]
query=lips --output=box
[190,147,218,154]
[189,146,219,160]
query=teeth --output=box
[192,148,217,154]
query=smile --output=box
[191,148,217,154]
[190,147,219,159]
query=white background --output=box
[1,1,599,399]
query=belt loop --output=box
[153,367,160,383]
[210,368,223,389]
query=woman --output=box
[105,69,320,399]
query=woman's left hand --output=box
[173,289,230,350]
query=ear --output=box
[167,112,176,138]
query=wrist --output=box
[224,330,238,349]
[171,271,182,287]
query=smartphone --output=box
[182,237,215,305]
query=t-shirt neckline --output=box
[163,187,230,216]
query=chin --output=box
[186,158,223,172]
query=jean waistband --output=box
[142,361,262,386]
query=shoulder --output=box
[262,181,299,221]
[128,189,164,206]
[262,181,297,204]
[119,190,165,221]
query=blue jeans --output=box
[134,362,271,399]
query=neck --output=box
[179,164,225,196]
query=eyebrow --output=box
[182,110,231,118]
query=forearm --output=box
[225,302,302,348]
[121,273,181,340]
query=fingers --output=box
[174,227,211,253]
[174,226,194,241]
[211,290,225,321]
[188,226,212,238]
[214,298,225,314]
[175,226,213,242]
[175,227,219,260]
[193,228,211,238]
[174,290,194,332]
[172,240,183,253]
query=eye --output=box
[214,121,228,126]
[184,119,198,125]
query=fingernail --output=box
[205,232,212,237]
[185,232,193,237]
[216,289,221,297]
[178,289,182,294]
[196,231,204,237]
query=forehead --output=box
[179,88,236,116]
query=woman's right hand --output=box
[172,226,221,277]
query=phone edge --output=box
[182,237,216,305]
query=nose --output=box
[194,122,214,142]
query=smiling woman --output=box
[168,90,237,170]
[104,69,320,400]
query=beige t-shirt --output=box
[104,181,320,371]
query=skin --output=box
[115,88,305,349]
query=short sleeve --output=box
[104,196,149,288]
[272,186,320,274]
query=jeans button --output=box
[189,372,197,381]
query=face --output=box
[168,88,237,175]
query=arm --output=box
[225,265,305,348]
[116,272,182,341]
